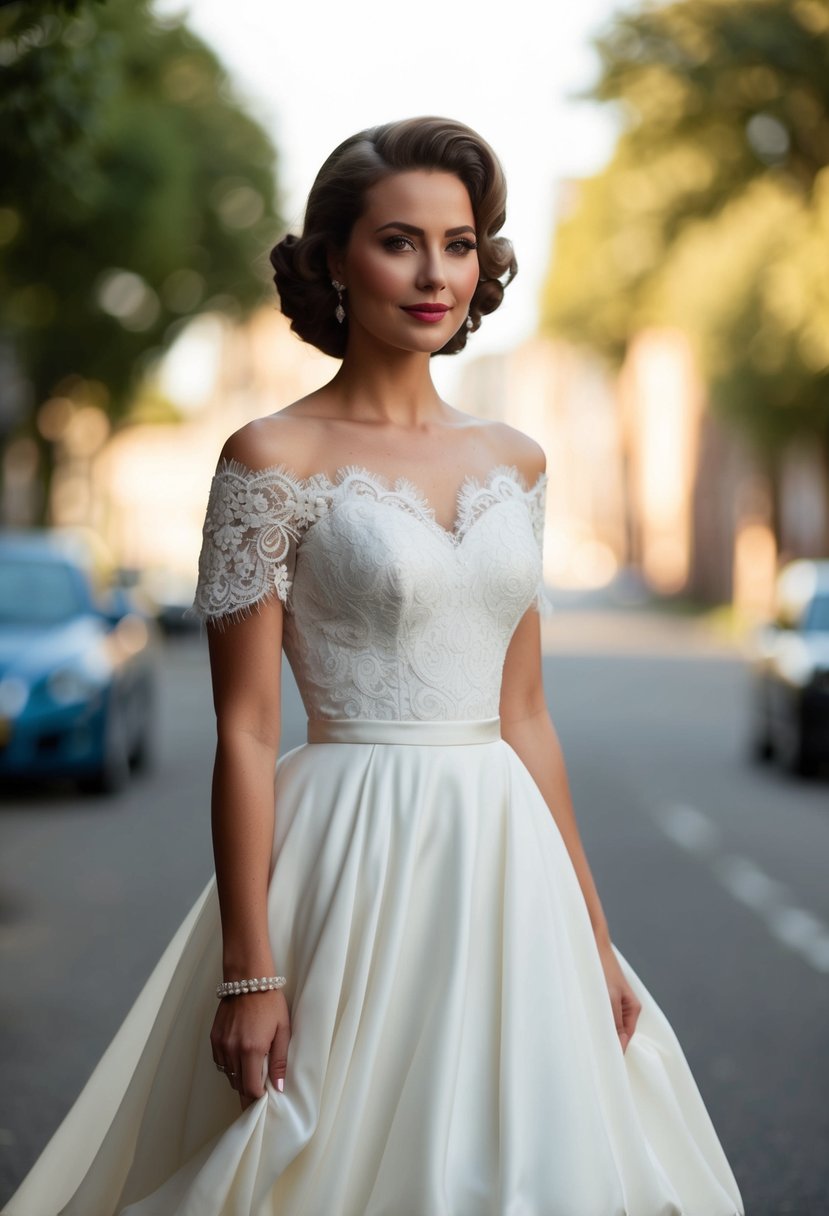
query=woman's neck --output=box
[329,338,448,430]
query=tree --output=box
[0,0,282,514]
[543,0,829,476]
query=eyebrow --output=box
[374,222,476,237]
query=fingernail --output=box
[277,1077,284,1092]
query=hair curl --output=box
[269,116,517,358]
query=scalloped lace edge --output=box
[212,456,547,543]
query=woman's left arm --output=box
[499,605,642,1053]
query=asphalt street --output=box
[1,611,827,1214]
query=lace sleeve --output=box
[527,474,554,619]
[187,457,323,628]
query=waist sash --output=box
[306,716,501,746]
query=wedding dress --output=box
[4,459,744,1216]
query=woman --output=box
[6,116,744,1215]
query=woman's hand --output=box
[211,989,291,1110]
[596,939,641,1054]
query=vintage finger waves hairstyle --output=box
[269,116,517,358]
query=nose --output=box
[415,243,447,293]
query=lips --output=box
[401,304,451,323]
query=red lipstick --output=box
[401,303,450,324]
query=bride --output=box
[6,115,744,1215]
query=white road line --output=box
[652,803,829,976]
[713,855,788,912]
[656,803,719,854]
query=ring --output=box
[227,1071,237,1079]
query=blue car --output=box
[0,530,159,793]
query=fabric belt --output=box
[306,716,502,746]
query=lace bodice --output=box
[190,458,550,722]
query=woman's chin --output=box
[346,313,462,358]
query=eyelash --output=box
[383,236,478,255]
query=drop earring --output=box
[465,314,474,331]
[332,280,346,324]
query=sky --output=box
[153,0,630,394]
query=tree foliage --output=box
[0,0,282,441]
[543,0,829,460]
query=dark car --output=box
[0,529,159,793]
[123,565,200,635]
[747,559,829,777]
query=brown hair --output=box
[269,116,517,358]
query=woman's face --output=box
[332,169,480,355]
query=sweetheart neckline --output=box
[215,456,547,547]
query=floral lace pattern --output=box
[189,458,330,626]
[190,458,551,720]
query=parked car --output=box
[0,529,160,793]
[121,565,200,635]
[747,559,829,777]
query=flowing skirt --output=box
[6,717,744,1216]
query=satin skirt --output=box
[6,717,744,1216]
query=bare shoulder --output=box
[480,419,547,485]
[217,408,326,478]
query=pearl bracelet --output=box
[215,975,286,999]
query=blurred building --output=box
[460,326,829,612]
[77,309,335,581]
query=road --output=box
[1,612,827,1213]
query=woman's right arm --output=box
[209,593,283,985]
[207,591,292,1108]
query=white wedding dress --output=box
[5,460,744,1216]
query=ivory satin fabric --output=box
[6,462,744,1214]
[8,724,743,1215]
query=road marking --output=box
[652,802,829,976]
[767,907,829,972]
[713,855,787,912]
[656,803,719,854]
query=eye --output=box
[447,239,478,255]
[383,235,415,252]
